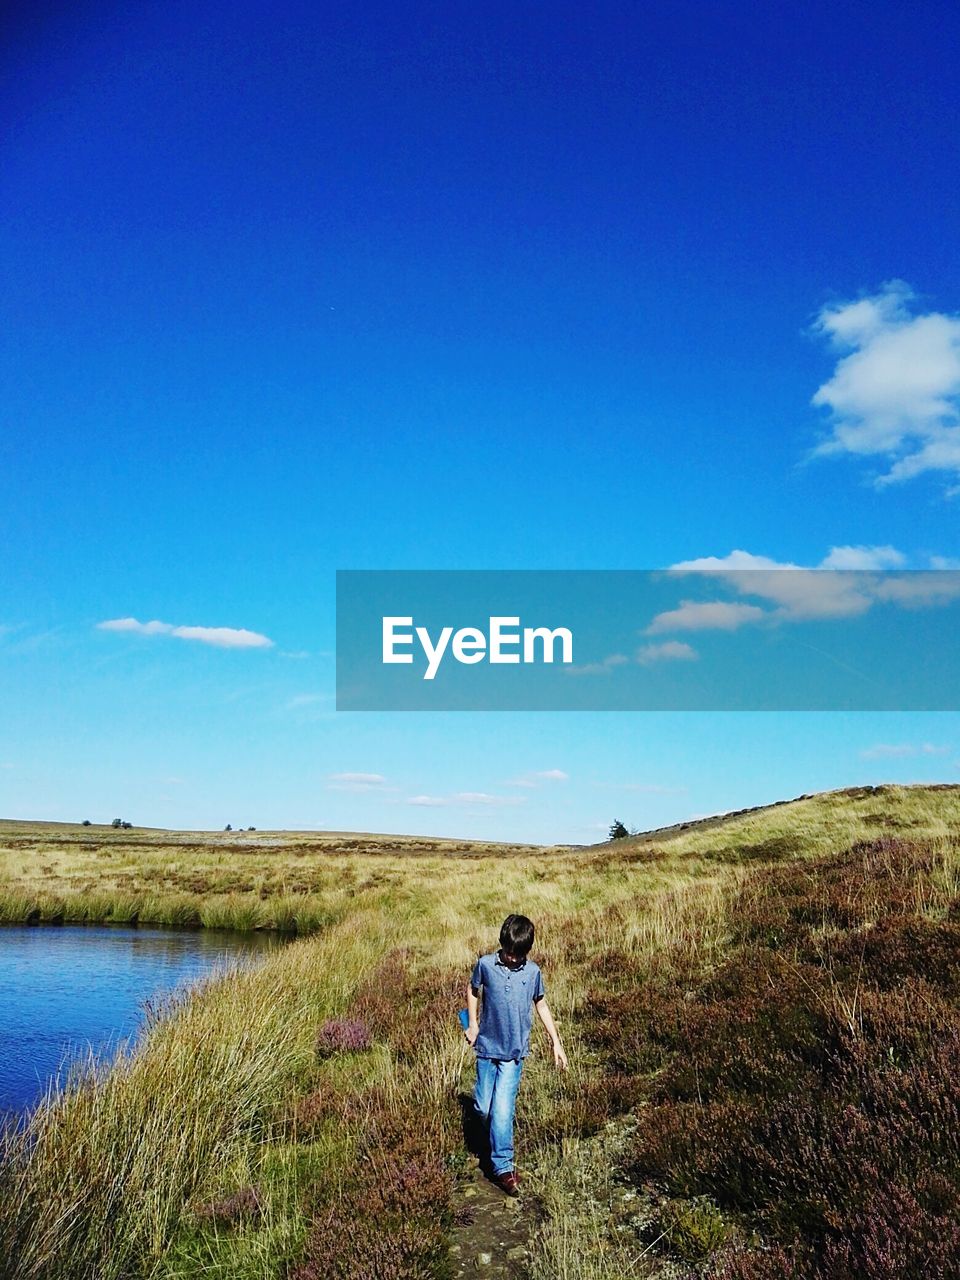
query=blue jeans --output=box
[473,1057,524,1175]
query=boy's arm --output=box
[465,982,480,1046]
[534,998,568,1070]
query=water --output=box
[0,923,280,1116]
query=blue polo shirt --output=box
[470,950,545,1061]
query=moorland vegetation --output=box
[1,785,959,1279]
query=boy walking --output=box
[464,913,568,1195]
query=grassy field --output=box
[1,783,960,1279]
[0,820,554,933]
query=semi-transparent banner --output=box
[336,570,960,711]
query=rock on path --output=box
[448,1163,539,1278]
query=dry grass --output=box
[0,783,958,1278]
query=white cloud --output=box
[286,693,332,709]
[564,654,630,676]
[635,640,699,664]
[871,574,960,608]
[327,772,389,792]
[811,281,960,488]
[819,544,906,570]
[645,600,767,634]
[404,791,526,808]
[168,625,272,649]
[454,791,526,807]
[860,742,951,760]
[505,768,569,788]
[660,546,960,626]
[98,617,273,649]
[666,552,877,620]
[99,618,172,636]
[671,551,800,573]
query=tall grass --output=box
[1,785,958,1278]
[0,924,391,1280]
[1,957,305,1278]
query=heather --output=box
[585,835,960,1277]
[1,785,959,1278]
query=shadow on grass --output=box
[457,1091,496,1183]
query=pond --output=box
[0,923,280,1117]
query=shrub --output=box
[659,1196,733,1262]
[192,1184,263,1229]
[314,1018,372,1058]
[618,838,960,1274]
[292,1085,455,1279]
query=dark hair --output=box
[499,913,535,957]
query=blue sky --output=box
[3,0,960,840]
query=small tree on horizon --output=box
[608,819,630,841]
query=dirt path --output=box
[448,1160,540,1278]
[448,1088,543,1275]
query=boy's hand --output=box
[552,1041,568,1070]
[465,1022,479,1046]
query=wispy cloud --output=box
[286,693,333,710]
[404,791,526,808]
[811,281,960,490]
[860,742,951,760]
[558,543,958,681]
[653,547,960,632]
[565,640,699,676]
[635,640,699,664]
[506,769,569,788]
[327,772,391,793]
[564,654,630,676]
[644,601,765,634]
[98,617,274,649]
[456,791,526,806]
[819,545,906,570]
[665,551,876,620]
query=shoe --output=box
[494,1171,520,1197]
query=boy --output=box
[464,913,568,1196]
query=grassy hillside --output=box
[0,820,554,932]
[1,784,959,1279]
